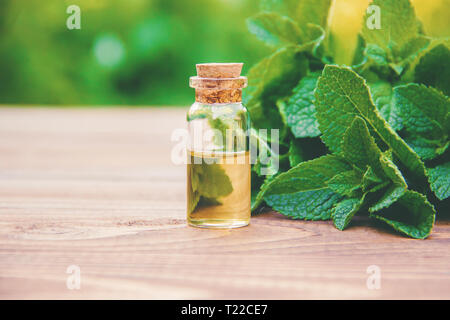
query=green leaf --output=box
[262,155,351,220]
[327,169,363,197]
[195,163,233,199]
[415,43,450,96]
[427,163,450,200]
[198,197,222,207]
[369,81,402,130]
[188,161,233,214]
[314,65,426,178]
[341,117,407,211]
[332,197,365,230]
[263,155,351,194]
[265,189,342,220]
[395,84,449,136]
[394,84,449,160]
[379,154,407,185]
[369,185,406,212]
[352,34,368,68]
[403,137,449,161]
[302,24,327,55]
[361,0,432,75]
[368,151,408,212]
[288,138,305,167]
[370,190,435,239]
[391,36,430,75]
[362,0,420,57]
[247,12,302,48]
[285,71,321,138]
[294,0,331,29]
[260,0,332,37]
[361,166,383,192]
[244,46,309,130]
[255,1,330,58]
[365,44,389,66]
[259,0,299,18]
[342,117,384,175]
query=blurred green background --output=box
[0,0,448,106]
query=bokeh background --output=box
[0,0,448,106]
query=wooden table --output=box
[0,107,449,300]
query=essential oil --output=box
[187,150,250,228]
[187,63,250,228]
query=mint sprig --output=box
[247,0,448,239]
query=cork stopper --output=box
[190,63,247,104]
[196,63,243,78]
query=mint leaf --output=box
[342,117,383,175]
[362,0,420,62]
[362,166,383,192]
[259,0,299,18]
[395,84,449,136]
[288,138,305,167]
[361,1,433,76]
[244,46,309,130]
[365,44,389,66]
[427,163,450,200]
[369,81,403,130]
[362,0,419,50]
[265,189,342,220]
[198,197,222,207]
[263,155,351,194]
[327,169,363,197]
[380,153,407,184]
[394,84,449,160]
[294,0,331,30]
[362,0,420,51]
[370,190,435,239]
[285,71,321,138]
[195,163,233,199]
[332,197,365,230]
[256,1,330,59]
[404,137,449,161]
[415,44,450,96]
[392,36,430,75]
[260,0,331,38]
[369,185,406,212]
[247,12,302,48]
[262,155,351,220]
[188,162,233,214]
[341,117,407,211]
[368,150,408,211]
[314,65,426,178]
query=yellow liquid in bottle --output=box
[187,150,250,228]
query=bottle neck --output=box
[195,88,242,104]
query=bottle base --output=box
[188,219,249,229]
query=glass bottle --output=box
[187,63,251,228]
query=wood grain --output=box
[0,107,449,300]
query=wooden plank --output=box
[0,107,449,299]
